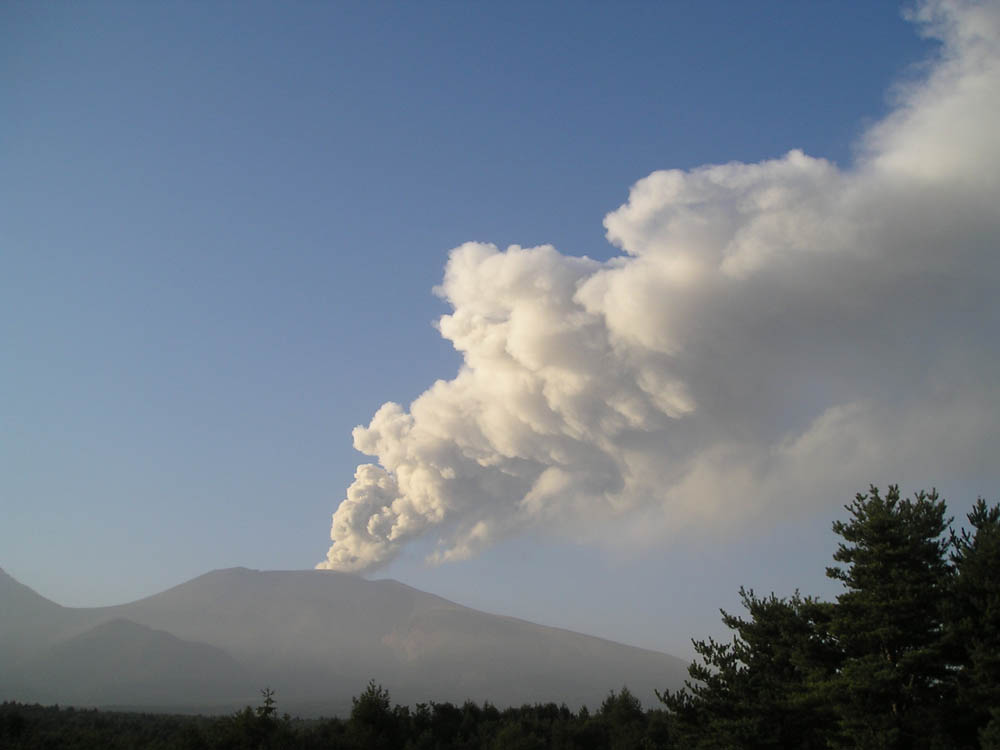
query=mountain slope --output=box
[0,567,689,714]
[19,618,253,707]
[0,568,100,671]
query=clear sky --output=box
[3,0,998,661]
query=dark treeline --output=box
[2,486,997,749]
[0,686,669,749]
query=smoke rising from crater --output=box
[319,0,1000,573]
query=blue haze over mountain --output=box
[0,566,687,715]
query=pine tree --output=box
[949,498,1000,747]
[824,485,953,749]
[348,681,400,750]
[256,686,276,720]
[659,589,836,749]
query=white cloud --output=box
[319,0,1000,573]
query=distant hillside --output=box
[0,567,687,715]
[18,618,253,707]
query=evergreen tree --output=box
[347,681,400,750]
[949,498,1000,747]
[824,485,953,749]
[597,687,647,749]
[660,589,835,749]
[256,687,277,720]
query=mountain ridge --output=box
[0,566,688,715]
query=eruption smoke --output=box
[320,0,1000,573]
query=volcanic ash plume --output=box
[319,0,1000,573]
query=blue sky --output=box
[3,1,998,661]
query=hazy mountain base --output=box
[0,567,687,716]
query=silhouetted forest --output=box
[0,685,667,750]
[2,486,997,749]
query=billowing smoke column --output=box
[319,0,1000,573]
